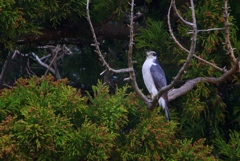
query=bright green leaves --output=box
[63,120,116,160]
[87,81,130,132]
[0,76,216,160]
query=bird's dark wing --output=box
[150,64,167,91]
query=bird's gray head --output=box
[146,51,157,59]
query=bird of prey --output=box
[142,51,170,122]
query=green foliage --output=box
[214,131,240,160]
[172,138,215,161]
[122,111,176,160]
[0,75,87,127]
[178,82,226,143]
[91,0,129,23]
[0,0,86,48]
[87,81,129,131]
[62,120,116,160]
[135,18,170,53]
[0,76,216,160]
[134,18,176,84]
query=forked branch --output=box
[167,0,239,101]
[169,0,227,73]
[86,0,239,111]
[146,0,198,109]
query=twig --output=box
[40,54,51,61]
[172,0,194,26]
[31,52,56,74]
[3,83,13,89]
[189,28,224,34]
[44,46,61,77]
[26,58,37,76]
[193,54,227,73]
[62,44,73,55]
[86,0,133,74]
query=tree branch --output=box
[127,0,150,105]
[188,28,224,34]
[31,52,56,74]
[168,0,227,73]
[193,54,228,73]
[44,45,62,79]
[167,0,239,101]
[172,0,194,26]
[145,0,198,110]
[168,56,240,101]
[86,0,134,74]
[224,0,236,63]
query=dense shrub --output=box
[0,76,217,160]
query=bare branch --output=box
[86,0,133,74]
[168,1,227,73]
[169,56,240,101]
[193,54,228,73]
[31,52,56,74]
[166,0,239,102]
[224,0,236,63]
[146,0,198,110]
[44,45,61,78]
[26,59,37,76]
[62,44,73,55]
[188,28,224,34]
[167,2,189,53]
[127,0,149,105]
[172,0,194,26]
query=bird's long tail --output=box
[159,97,170,122]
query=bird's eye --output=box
[153,52,157,56]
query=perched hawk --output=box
[142,51,170,122]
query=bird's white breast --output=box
[142,59,158,96]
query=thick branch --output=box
[17,23,135,45]
[168,57,240,101]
